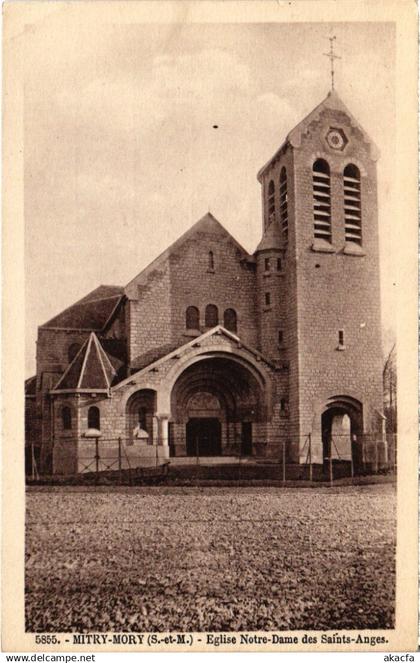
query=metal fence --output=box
[25,432,398,485]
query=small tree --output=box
[383,343,397,434]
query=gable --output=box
[257,90,379,182]
[124,213,251,299]
[168,219,250,272]
[113,325,276,393]
[287,90,378,158]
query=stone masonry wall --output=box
[169,227,258,349]
[291,107,383,459]
[260,147,299,456]
[126,261,172,366]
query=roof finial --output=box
[323,36,341,91]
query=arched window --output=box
[205,304,218,328]
[313,159,331,242]
[279,167,288,241]
[88,406,100,430]
[62,406,72,430]
[223,308,237,333]
[267,180,275,219]
[208,251,215,271]
[343,164,362,244]
[186,306,199,330]
[67,343,81,363]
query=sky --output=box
[24,19,396,377]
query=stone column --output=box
[152,416,159,445]
[156,413,170,459]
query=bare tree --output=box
[383,343,397,433]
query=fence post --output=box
[350,448,354,480]
[374,437,379,474]
[118,437,122,482]
[282,438,286,485]
[95,436,99,484]
[194,434,200,485]
[329,453,333,487]
[361,435,366,474]
[31,443,36,481]
[308,434,313,482]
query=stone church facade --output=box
[25,89,387,475]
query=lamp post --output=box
[84,428,102,476]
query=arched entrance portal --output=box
[170,356,264,457]
[185,392,222,455]
[321,396,363,471]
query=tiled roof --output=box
[53,333,118,391]
[130,342,180,372]
[255,220,283,252]
[99,338,127,380]
[41,286,124,330]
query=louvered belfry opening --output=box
[267,179,275,221]
[279,167,288,241]
[343,164,362,245]
[312,159,332,242]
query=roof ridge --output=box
[72,294,123,306]
[91,334,117,388]
[125,213,251,295]
[52,333,118,392]
[77,333,94,389]
[53,337,89,390]
[41,288,124,330]
[63,285,122,308]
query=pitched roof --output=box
[42,215,250,329]
[257,89,379,182]
[41,285,124,330]
[255,220,283,252]
[113,324,276,392]
[125,213,252,296]
[25,376,37,396]
[53,333,117,392]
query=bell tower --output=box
[256,85,384,465]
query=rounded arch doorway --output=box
[170,355,265,458]
[185,391,222,456]
[321,396,363,471]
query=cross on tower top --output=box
[323,36,341,90]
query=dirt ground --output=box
[25,484,396,632]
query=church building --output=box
[25,88,387,475]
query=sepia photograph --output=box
[2,0,418,653]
